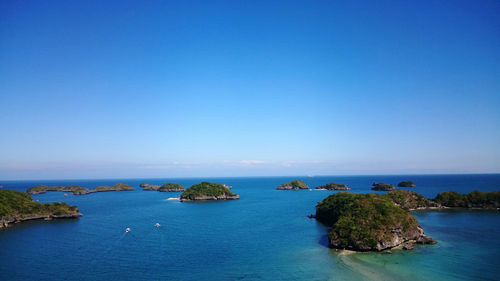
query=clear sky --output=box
[1,0,499,180]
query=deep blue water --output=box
[0,174,499,281]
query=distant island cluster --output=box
[1,181,240,228]
[1,178,499,255]
[275,179,416,191]
[275,179,499,252]
[276,180,350,190]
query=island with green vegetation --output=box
[276,180,309,190]
[315,182,350,191]
[159,183,184,192]
[141,183,185,192]
[398,181,416,187]
[92,183,134,192]
[434,190,500,209]
[27,185,90,195]
[385,189,500,210]
[314,189,499,252]
[140,183,160,190]
[315,192,436,251]
[27,183,134,195]
[0,189,82,228]
[384,190,439,210]
[180,182,239,201]
[371,182,395,191]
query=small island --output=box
[371,182,395,191]
[276,180,309,190]
[27,183,134,195]
[140,183,160,190]
[315,192,435,251]
[141,183,185,192]
[180,182,239,202]
[398,181,416,187]
[92,183,134,192]
[0,189,82,228]
[315,182,350,191]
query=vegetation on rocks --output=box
[434,190,500,209]
[0,190,81,228]
[27,185,89,195]
[158,183,184,192]
[397,181,416,187]
[384,190,439,210]
[180,182,239,201]
[93,183,134,192]
[371,182,395,191]
[27,183,134,195]
[315,182,350,190]
[316,192,424,251]
[276,180,309,190]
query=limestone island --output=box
[315,182,350,191]
[314,189,499,252]
[276,180,309,190]
[141,183,185,192]
[315,192,435,251]
[0,189,82,228]
[371,182,395,191]
[398,181,416,187]
[27,183,134,195]
[386,189,500,210]
[180,182,239,202]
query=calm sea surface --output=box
[1,174,499,281]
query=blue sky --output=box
[1,0,499,180]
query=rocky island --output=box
[434,190,500,209]
[92,183,134,192]
[314,189,499,252]
[141,183,185,192]
[180,182,239,202]
[315,192,435,251]
[384,190,439,210]
[276,180,309,190]
[0,189,82,228]
[371,182,395,191]
[315,182,350,191]
[27,183,134,195]
[140,183,160,190]
[27,185,90,195]
[398,181,416,187]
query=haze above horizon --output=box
[1,0,499,180]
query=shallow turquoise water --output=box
[0,175,499,280]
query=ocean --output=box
[0,174,499,281]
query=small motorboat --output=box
[155,223,160,228]
[125,227,131,233]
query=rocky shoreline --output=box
[180,194,240,202]
[0,190,82,229]
[1,213,82,228]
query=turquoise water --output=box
[0,175,499,280]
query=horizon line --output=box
[1,172,499,182]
